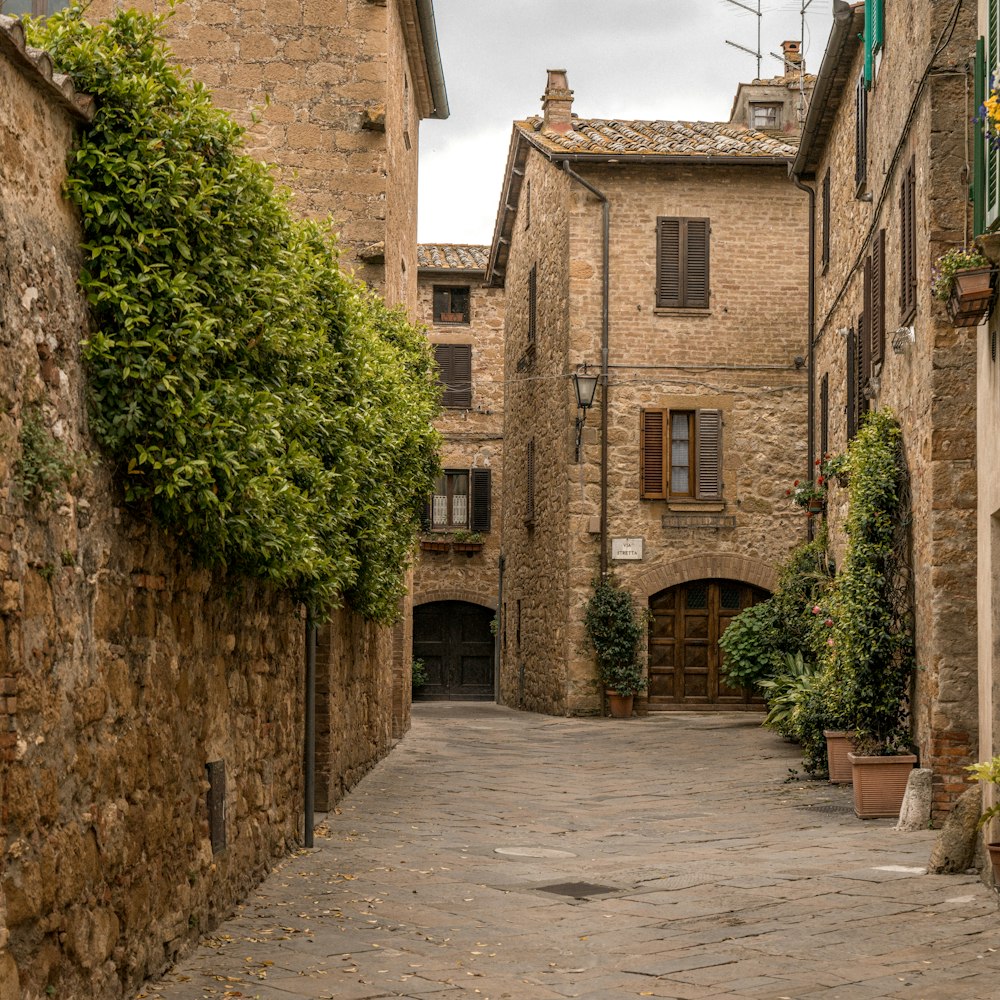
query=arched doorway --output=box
[648,579,769,710]
[413,601,494,700]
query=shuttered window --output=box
[863,0,884,88]
[426,468,492,532]
[855,72,868,192]
[433,343,472,408]
[525,439,535,526]
[846,326,858,441]
[871,229,885,370]
[656,217,710,309]
[433,286,470,324]
[821,168,831,270]
[640,408,722,500]
[987,6,1000,230]
[470,468,492,533]
[527,264,537,345]
[899,159,917,322]
[820,373,829,462]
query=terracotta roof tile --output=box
[418,244,489,271]
[518,116,796,159]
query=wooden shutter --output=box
[685,219,710,309]
[899,159,916,321]
[821,169,831,269]
[656,218,681,307]
[990,0,1000,230]
[820,373,829,462]
[863,256,873,382]
[855,73,868,190]
[525,439,535,525]
[976,36,987,239]
[846,326,857,441]
[527,264,537,344]
[470,468,491,533]
[695,409,722,501]
[640,409,667,499]
[434,344,472,408]
[871,229,885,370]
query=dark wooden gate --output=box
[413,601,494,700]
[647,579,769,710]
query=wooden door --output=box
[647,579,769,710]
[413,601,494,701]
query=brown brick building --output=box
[489,71,811,716]
[412,245,505,700]
[791,0,978,817]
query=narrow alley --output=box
[137,706,999,1000]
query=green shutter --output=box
[872,0,884,54]
[988,0,1000,230]
[864,0,873,88]
[976,37,986,238]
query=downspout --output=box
[560,159,610,577]
[303,607,316,848]
[791,170,816,539]
[495,553,505,703]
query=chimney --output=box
[541,69,574,133]
[781,40,803,73]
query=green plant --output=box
[60,550,75,566]
[411,658,428,691]
[820,450,849,486]
[718,601,783,694]
[15,409,76,503]
[832,409,913,754]
[759,651,819,735]
[931,246,990,301]
[582,575,648,697]
[27,7,441,621]
[785,476,826,510]
[451,530,484,544]
[966,755,1000,829]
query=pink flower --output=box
[827,637,835,646]
[812,605,821,615]
[825,618,834,627]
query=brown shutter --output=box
[433,343,453,406]
[871,229,885,369]
[821,169,831,269]
[855,72,868,190]
[684,219,710,309]
[820,373,829,462]
[527,264,537,344]
[470,468,491,533]
[695,409,722,501]
[525,439,535,525]
[900,158,917,322]
[656,218,681,307]
[451,343,472,408]
[846,326,857,440]
[863,256,873,380]
[640,409,667,499]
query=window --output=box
[981,19,1000,231]
[640,408,722,501]
[4,0,68,13]
[821,168,831,270]
[847,316,869,442]
[433,286,470,324]
[870,229,885,372]
[527,264,537,345]
[855,71,868,193]
[899,157,917,322]
[433,343,472,408]
[820,373,829,463]
[656,218,710,309]
[525,438,535,526]
[750,103,781,130]
[427,468,491,531]
[863,0,884,89]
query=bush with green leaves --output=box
[16,408,77,504]
[28,6,440,620]
[583,575,648,697]
[717,601,783,693]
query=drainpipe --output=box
[495,553,505,703]
[560,160,610,577]
[304,606,316,848]
[791,170,816,539]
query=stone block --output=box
[928,785,982,873]
[895,767,933,831]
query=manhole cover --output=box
[536,881,617,899]
[494,847,577,859]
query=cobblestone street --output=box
[138,705,1000,1000]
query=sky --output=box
[417,0,835,246]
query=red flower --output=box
[793,480,800,487]
[817,476,824,485]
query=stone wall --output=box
[808,0,978,817]
[498,143,810,716]
[0,23,409,1000]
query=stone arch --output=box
[412,587,497,612]
[634,554,779,601]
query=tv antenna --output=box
[724,0,762,81]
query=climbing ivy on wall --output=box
[28,5,441,621]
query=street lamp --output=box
[573,366,599,463]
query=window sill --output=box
[667,500,726,513]
[653,307,712,318]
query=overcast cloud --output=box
[417,0,835,245]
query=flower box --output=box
[420,539,451,553]
[946,266,994,327]
[452,541,484,556]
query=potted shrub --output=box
[785,476,826,515]
[583,575,648,718]
[451,530,484,555]
[932,246,994,327]
[835,411,917,817]
[966,755,1000,882]
[420,534,451,553]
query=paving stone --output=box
[132,706,999,1000]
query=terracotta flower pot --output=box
[606,691,634,719]
[847,752,917,819]
[824,730,856,784]
[987,843,1000,883]
[946,266,995,327]
[420,539,451,553]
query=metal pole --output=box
[304,607,316,848]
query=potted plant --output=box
[966,755,1000,882]
[419,534,451,553]
[785,475,826,515]
[583,575,648,718]
[451,530,485,555]
[932,246,994,327]
[835,411,917,817]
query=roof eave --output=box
[406,0,449,120]
[792,1,865,178]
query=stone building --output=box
[791,0,978,818]
[411,245,505,700]
[488,70,811,716]
[728,39,815,142]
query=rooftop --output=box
[418,244,489,271]
[516,116,798,160]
